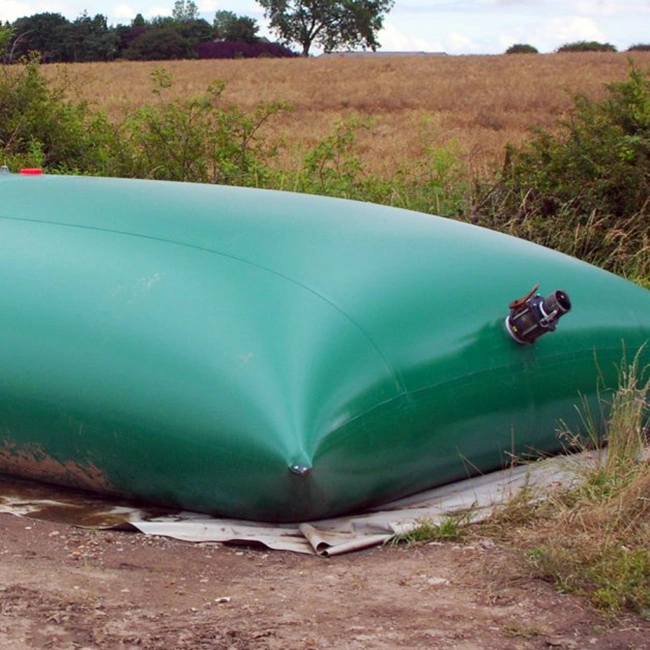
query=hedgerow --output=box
[1,58,649,284]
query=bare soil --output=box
[1,514,649,650]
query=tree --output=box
[256,0,394,56]
[125,27,190,60]
[9,13,72,62]
[505,43,538,54]
[69,12,119,62]
[175,18,213,44]
[173,0,200,23]
[557,40,617,53]
[213,10,259,43]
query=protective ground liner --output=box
[0,450,623,556]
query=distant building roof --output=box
[320,50,447,57]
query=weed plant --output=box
[392,513,470,546]
[273,115,467,216]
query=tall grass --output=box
[484,356,650,614]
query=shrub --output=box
[0,60,289,184]
[505,44,538,55]
[557,40,617,53]
[0,57,113,172]
[107,67,288,185]
[277,116,467,217]
[627,43,650,52]
[0,25,11,58]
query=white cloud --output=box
[379,22,444,52]
[144,5,172,18]
[499,16,608,52]
[200,0,221,12]
[446,32,483,54]
[575,0,617,16]
[1,0,75,22]
[572,0,650,16]
[546,16,607,47]
[493,0,540,7]
[0,1,31,22]
[113,4,136,19]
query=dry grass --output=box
[43,51,650,177]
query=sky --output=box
[1,0,649,55]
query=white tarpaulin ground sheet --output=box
[0,450,603,556]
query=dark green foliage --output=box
[175,19,213,45]
[0,24,12,57]
[124,27,192,60]
[471,64,650,277]
[69,12,119,62]
[213,10,259,43]
[6,6,286,63]
[505,43,538,55]
[195,41,297,59]
[627,43,650,52]
[0,57,113,172]
[9,13,72,62]
[11,11,119,62]
[557,40,617,53]
[107,69,287,185]
[172,0,200,22]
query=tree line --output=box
[1,0,394,62]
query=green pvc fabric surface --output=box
[1,174,649,521]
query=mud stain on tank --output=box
[0,448,177,529]
[0,441,114,493]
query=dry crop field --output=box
[45,51,650,176]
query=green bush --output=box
[0,25,11,57]
[557,40,617,53]
[106,67,288,186]
[627,43,650,52]
[274,116,467,218]
[505,44,538,55]
[0,57,114,172]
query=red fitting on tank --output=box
[20,168,43,175]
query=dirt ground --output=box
[1,513,649,650]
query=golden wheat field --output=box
[45,51,650,176]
